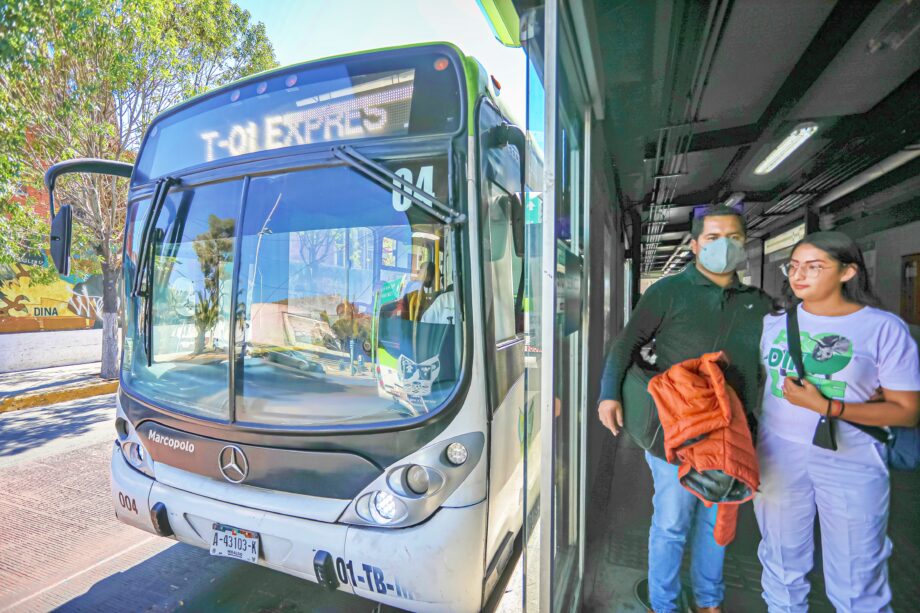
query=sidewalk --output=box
[0,363,118,413]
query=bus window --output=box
[486,182,523,342]
[376,232,457,414]
[379,241,438,321]
[232,164,462,425]
[123,180,244,420]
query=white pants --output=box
[753,429,892,613]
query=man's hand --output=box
[598,400,624,436]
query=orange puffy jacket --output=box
[647,351,759,546]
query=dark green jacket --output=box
[600,264,774,413]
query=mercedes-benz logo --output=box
[218,445,249,483]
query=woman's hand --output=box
[782,377,827,413]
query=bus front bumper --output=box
[110,443,487,612]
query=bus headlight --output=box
[405,464,430,495]
[115,416,130,441]
[373,491,399,521]
[124,442,145,468]
[119,436,154,478]
[340,432,485,529]
[115,393,154,478]
[445,442,468,465]
[354,491,408,525]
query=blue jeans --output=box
[645,451,725,613]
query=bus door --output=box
[477,100,527,592]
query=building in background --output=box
[0,263,104,334]
[1,183,105,371]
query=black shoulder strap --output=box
[786,305,806,381]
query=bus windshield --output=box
[122,158,463,427]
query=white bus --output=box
[46,43,538,612]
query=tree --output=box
[0,0,277,378]
[191,215,235,354]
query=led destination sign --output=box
[133,48,464,182]
[200,71,415,161]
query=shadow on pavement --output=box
[0,393,113,457]
[0,363,101,398]
[57,541,406,613]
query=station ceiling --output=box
[593,0,920,275]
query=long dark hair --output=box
[780,231,882,311]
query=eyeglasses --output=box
[780,262,829,279]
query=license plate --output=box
[210,523,259,564]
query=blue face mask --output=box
[698,237,746,274]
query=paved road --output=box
[0,395,402,613]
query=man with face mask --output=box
[597,205,773,613]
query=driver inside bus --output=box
[397,261,435,320]
[421,285,455,325]
[392,261,455,325]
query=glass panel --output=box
[486,181,522,342]
[552,84,585,608]
[122,181,243,419]
[122,197,151,379]
[233,162,463,426]
[521,4,548,610]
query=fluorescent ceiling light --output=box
[754,123,818,175]
[723,192,745,208]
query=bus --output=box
[45,43,537,612]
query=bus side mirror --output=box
[510,193,524,258]
[49,204,73,275]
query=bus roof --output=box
[149,41,504,136]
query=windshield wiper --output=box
[333,145,466,225]
[132,177,178,296]
[132,176,178,366]
[142,228,164,366]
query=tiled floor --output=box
[583,432,920,612]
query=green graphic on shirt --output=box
[765,329,852,400]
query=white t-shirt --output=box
[760,304,920,447]
[421,291,455,325]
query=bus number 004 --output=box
[117,492,138,514]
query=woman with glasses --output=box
[755,231,920,612]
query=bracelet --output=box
[825,399,833,417]
[838,401,846,418]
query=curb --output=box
[0,380,119,413]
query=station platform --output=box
[584,433,920,612]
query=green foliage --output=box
[191,214,235,353]
[0,0,277,279]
